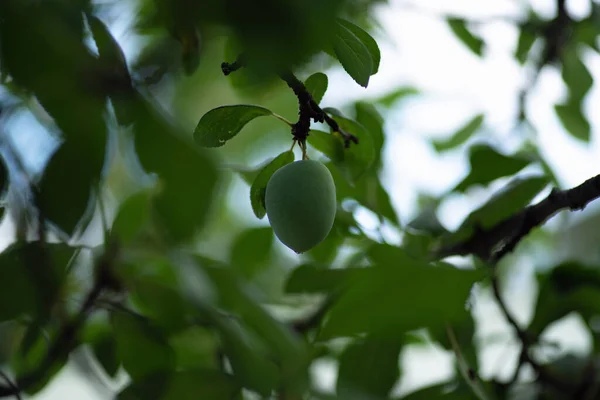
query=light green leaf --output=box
[194,105,274,147]
[332,21,374,87]
[336,19,381,74]
[375,87,419,107]
[331,115,375,182]
[433,114,484,152]
[111,189,153,245]
[561,46,593,102]
[307,130,345,162]
[305,73,328,105]
[555,101,591,142]
[447,18,484,56]
[250,151,295,219]
[285,264,353,294]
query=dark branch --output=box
[220,56,358,149]
[437,174,600,261]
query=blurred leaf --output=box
[194,105,274,148]
[433,114,484,153]
[573,17,600,53]
[0,156,9,197]
[87,14,129,76]
[515,27,537,64]
[118,369,241,400]
[331,115,375,182]
[305,72,328,105]
[331,19,374,87]
[320,260,481,339]
[308,130,345,162]
[447,18,484,56]
[285,264,353,294]
[337,19,381,74]
[561,46,593,102]
[398,382,466,399]
[337,336,402,399]
[230,227,273,278]
[355,173,400,226]
[461,175,549,230]
[555,101,590,142]
[112,312,175,380]
[375,87,419,107]
[0,242,74,322]
[530,262,600,338]
[454,144,532,192]
[169,327,218,370]
[250,151,294,219]
[92,334,120,378]
[111,189,153,245]
[131,278,188,332]
[355,101,385,169]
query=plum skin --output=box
[265,160,336,253]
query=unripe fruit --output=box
[265,160,336,253]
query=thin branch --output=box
[437,174,600,261]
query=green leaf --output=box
[433,114,484,152]
[194,105,274,147]
[331,115,375,182]
[561,46,593,102]
[0,156,9,197]
[131,278,188,332]
[230,227,274,278]
[573,17,600,53]
[354,173,400,226]
[454,144,532,192]
[250,151,295,219]
[38,139,104,237]
[336,19,381,74]
[92,334,120,378]
[375,87,419,107]
[111,312,175,380]
[307,130,345,162]
[515,28,537,64]
[169,327,219,370]
[337,337,402,399]
[118,369,241,400]
[320,261,481,339]
[447,18,484,56]
[87,14,129,76]
[355,101,385,169]
[305,72,328,105]
[555,100,591,142]
[111,189,153,245]
[285,264,353,294]
[332,20,374,87]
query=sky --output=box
[6,0,599,398]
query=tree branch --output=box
[437,174,600,261]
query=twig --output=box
[220,57,359,149]
[0,372,20,400]
[445,324,490,400]
[437,174,600,261]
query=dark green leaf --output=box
[320,262,481,339]
[447,18,484,56]
[337,337,402,399]
[305,72,328,105]
[250,151,295,219]
[307,130,345,162]
[573,17,600,53]
[87,14,129,76]
[92,334,120,378]
[555,101,591,142]
[169,327,219,370]
[433,114,484,152]
[194,105,274,148]
[230,227,273,278]
[561,46,593,102]
[111,312,175,380]
[118,369,241,400]
[0,156,9,197]
[285,264,353,294]
[332,20,374,87]
[131,278,188,332]
[454,144,532,192]
[111,189,153,245]
[337,19,381,74]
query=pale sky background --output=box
[4,0,599,398]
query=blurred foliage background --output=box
[1,0,600,399]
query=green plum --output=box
[265,160,336,253]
